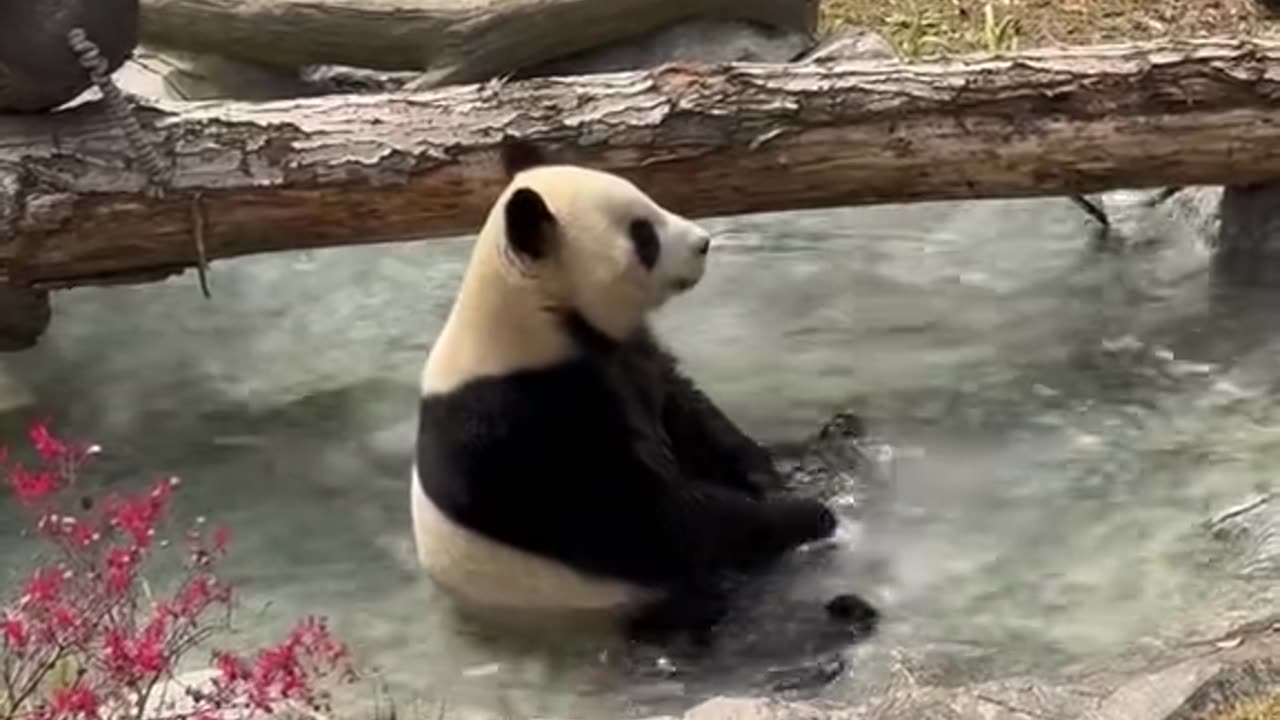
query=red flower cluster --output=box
[0,421,357,720]
[204,617,352,715]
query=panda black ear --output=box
[505,187,557,260]
[500,139,548,179]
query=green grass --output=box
[1208,693,1280,720]
[820,0,1280,59]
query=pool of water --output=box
[2,189,1278,718]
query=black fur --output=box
[628,219,661,271]
[416,315,839,642]
[504,187,556,259]
[562,318,782,499]
[426,139,878,645]
[621,329,787,499]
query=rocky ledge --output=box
[640,613,1280,720]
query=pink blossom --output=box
[211,526,231,555]
[29,421,67,462]
[0,419,356,720]
[103,546,138,595]
[2,615,28,651]
[10,465,59,504]
[23,566,65,604]
[49,683,100,719]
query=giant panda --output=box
[410,140,878,647]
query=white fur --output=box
[421,165,710,395]
[410,466,658,620]
[412,163,710,619]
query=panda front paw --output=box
[825,592,879,632]
[732,468,778,499]
[738,447,788,496]
[701,455,783,499]
[772,498,838,547]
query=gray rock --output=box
[116,49,428,101]
[679,697,824,720]
[0,0,139,112]
[776,409,890,507]
[1096,182,1280,287]
[630,614,1278,720]
[115,47,314,101]
[1077,185,1280,288]
[518,19,814,79]
[301,64,423,94]
[1213,182,1280,286]
[1204,494,1280,579]
[1116,182,1280,288]
[798,28,895,64]
[1164,186,1223,243]
[0,283,50,352]
[1256,0,1280,16]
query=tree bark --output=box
[4,38,1280,289]
[138,0,818,86]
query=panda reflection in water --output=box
[410,140,879,661]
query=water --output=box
[2,189,1278,718]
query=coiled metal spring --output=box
[66,26,166,191]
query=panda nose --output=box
[694,235,711,256]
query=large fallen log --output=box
[138,0,818,87]
[4,37,1280,291]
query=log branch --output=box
[5,38,1280,289]
[139,0,818,85]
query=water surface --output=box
[2,189,1277,718]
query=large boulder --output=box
[0,0,139,112]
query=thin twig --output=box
[1208,493,1273,529]
[1069,194,1110,228]
[190,193,212,299]
[5,646,72,718]
[1145,186,1183,206]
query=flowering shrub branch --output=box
[1,421,357,720]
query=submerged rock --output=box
[1203,493,1280,580]
[631,613,1280,720]
[1109,182,1280,290]
[775,409,892,507]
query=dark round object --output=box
[824,592,880,629]
[0,0,139,113]
[0,284,51,351]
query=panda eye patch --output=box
[628,219,660,270]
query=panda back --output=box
[410,464,659,621]
[411,357,667,619]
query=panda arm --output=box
[522,426,835,590]
[419,363,834,590]
[641,337,784,498]
[609,450,837,640]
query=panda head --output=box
[486,142,712,341]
